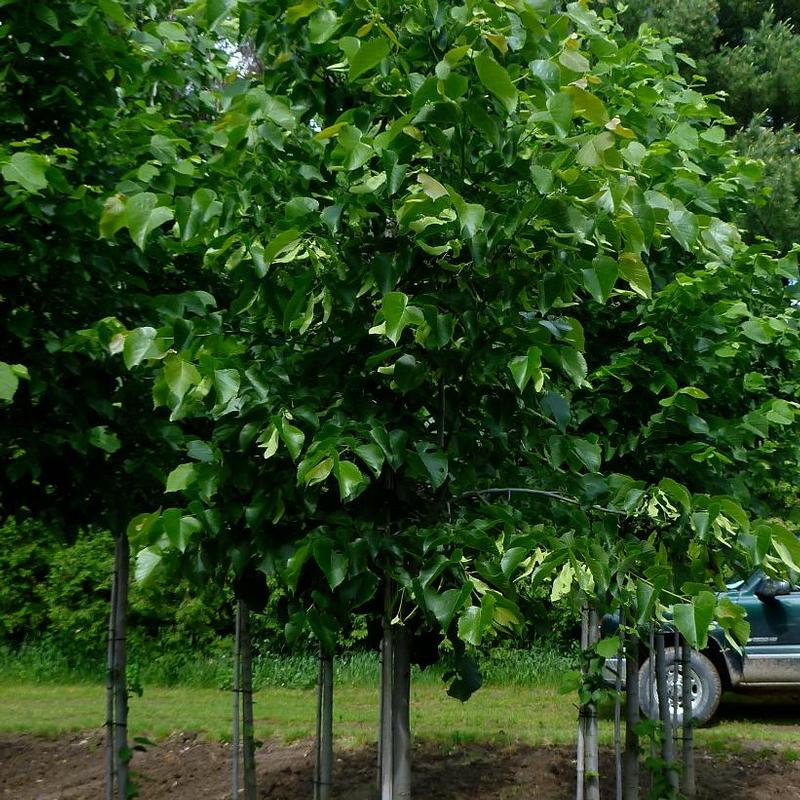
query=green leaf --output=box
[206,0,232,29]
[89,425,121,454]
[673,591,716,649]
[286,0,318,24]
[259,228,301,276]
[214,369,240,406]
[547,92,574,137]
[279,421,305,461]
[550,562,574,601]
[595,635,620,659]
[177,188,222,242]
[123,327,157,369]
[124,193,174,251]
[772,527,800,572]
[668,208,698,251]
[164,354,201,403]
[334,459,366,501]
[659,478,691,513]
[377,292,410,344]
[135,547,162,584]
[424,586,469,630]
[618,254,651,298]
[354,443,385,477]
[165,463,197,492]
[309,9,339,43]
[348,38,390,81]
[559,48,590,73]
[567,86,608,126]
[474,50,518,114]
[572,438,601,472]
[582,256,617,303]
[304,456,334,485]
[457,606,483,646]
[508,346,543,392]
[415,443,448,489]
[0,362,24,401]
[667,123,699,151]
[2,152,48,193]
[560,348,587,387]
[312,538,348,590]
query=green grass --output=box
[1,681,797,751]
[0,642,572,690]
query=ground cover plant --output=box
[2,1,800,799]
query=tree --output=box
[96,2,800,798]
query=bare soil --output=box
[2,730,799,800]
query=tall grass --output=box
[0,640,573,690]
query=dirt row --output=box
[2,730,799,799]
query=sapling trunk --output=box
[614,630,624,800]
[379,580,394,800]
[648,629,656,792]
[576,605,588,800]
[113,533,129,800]
[585,608,600,800]
[681,642,696,798]
[314,648,323,800]
[392,626,411,799]
[240,601,257,800]
[654,633,678,792]
[317,649,334,800]
[105,550,118,800]
[232,601,241,800]
[622,629,640,800]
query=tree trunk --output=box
[681,642,696,798]
[392,626,411,800]
[105,549,118,800]
[614,630,624,800]
[654,633,678,793]
[113,533,129,800]
[315,648,334,800]
[379,611,394,799]
[576,605,588,800]
[648,630,656,793]
[585,608,600,800]
[232,600,241,800]
[622,631,640,800]
[240,600,257,800]
[314,647,323,800]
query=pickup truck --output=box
[603,571,800,723]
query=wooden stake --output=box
[113,533,129,800]
[681,642,696,798]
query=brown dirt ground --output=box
[2,730,799,800]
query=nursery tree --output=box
[98,1,800,797]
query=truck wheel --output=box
[638,646,722,725]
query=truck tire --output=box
[638,646,722,725]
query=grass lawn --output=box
[1,681,798,751]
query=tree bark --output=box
[614,630,623,800]
[622,631,640,800]
[654,633,678,793]
[379,609,394,799]
[113,533,129,800]
[105,548,118,800]
[240,600,257,800]
[648,630,656,792]
[681,642,696,798]
[232,600,241,800]
[316,649,334,800]
[392,626,412,800]
[576,605,588,800]
[585,608,600,800]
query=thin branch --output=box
[455,486,626,516]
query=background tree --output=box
[621,0,800,251]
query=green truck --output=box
[603,572,800,723]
